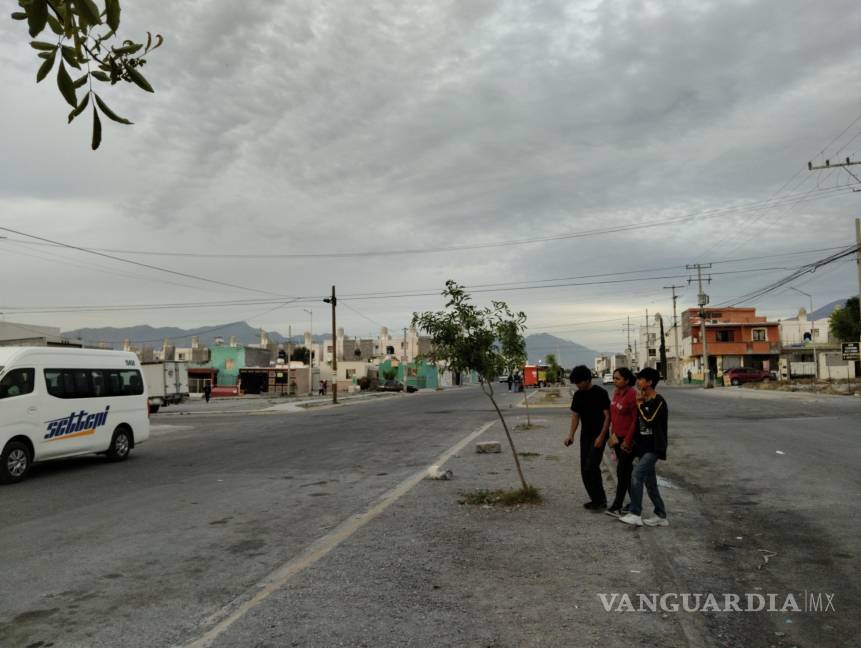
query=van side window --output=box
[0,368,35,399]
[44,369,144,398]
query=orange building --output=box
[681,307,780,380]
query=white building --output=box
[779,308,831,346]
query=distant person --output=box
[606,368,637,518]
[319,380,325,396]
[507,374,513,391]
[620,367,669,527]
[564,365,611,510]
[687,369,692,384]
[203,383,212,404]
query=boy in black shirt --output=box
[564,365,611,510]
[619,367,669,527]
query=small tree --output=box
[544,354,562,384]
[829,297,861,343]
[413,280,530,491]
[290,346,310,364]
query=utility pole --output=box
[789,287,817,387]
[622,317,635,369]
[402,326,409,389]
[645,308,650,370]
[687,264,713,388]
[664,284,685,384]
[303,308,313,396]
[287,324,292,395]
[323,286,337,404]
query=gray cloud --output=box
[1,0,859,350]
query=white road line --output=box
[179,419,497,648]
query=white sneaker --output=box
[619,513,643,526]
[643,516,669,527]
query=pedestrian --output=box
[605,367,637,518]
[563,365,611,510]
[203,383,212,404]
[619,367,669,527]
[319,380,325,396]
[507,374,513,391]
[687,369,692,384]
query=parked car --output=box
[602,373,614,385]
[723,367,771,386]
[498,375,511,384]
[377,380,404,392]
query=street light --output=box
[303,308,313,396]
[789,287,817,384]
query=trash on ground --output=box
[426,465,453,480]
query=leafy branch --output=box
[12,0,163,149]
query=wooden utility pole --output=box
[664,284,685,383]
[687,264,713,388]
[323,286,337,404]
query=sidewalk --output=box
[208,405,696,648]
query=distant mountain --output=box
[62,321,324,348]
[784,298,848,321]
[524,333,605,369]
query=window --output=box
[225,359,235,370]
[752,329,767,341]
[716,331,734,342]
[0,368,35,399]
[345,369,356,379]
[44,369,144,399]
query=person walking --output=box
[606,367,637,518]
[507,373,513,391]
[203,383,212,404]
[620,367,669,527]
[564,365,611,510]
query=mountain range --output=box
[62,322,604,367]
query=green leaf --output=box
[68,91,90,123]
[56,60,78,107]
[94,93,133,125]
[30,41,57,51]
[113,43,143,56]
[11,12,27,20]
[73,73,89,89]
[27,0,48,37]
[36,49,56,83]
[127,66,154,93]
[37,51,52,60]
[61,45,81,69]
[91,105,102,150]
[77,0,102,26]
[46,13,63,35]
[91,70,111,82]
[105,0,121,32]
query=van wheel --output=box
[731,378,740,386]
[107,427,132,462]
[1,440,32,484]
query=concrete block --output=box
[476,441,502,454]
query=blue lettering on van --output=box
[44,405,110,440]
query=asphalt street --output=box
[1,383,859,647]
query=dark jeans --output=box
[629,452,667,518]
[610,444,634,510]
[580,435,606,504]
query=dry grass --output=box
[458,486,543,506]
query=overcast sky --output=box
[1,0,860,352]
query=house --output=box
[680,307,780,381]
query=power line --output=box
[0,225,295,299]
[3,185,854,261]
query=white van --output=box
[0,347,150,484]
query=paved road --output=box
[2,384,859,647]
[0,385,526,648]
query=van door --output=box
[40,369,109,459]
[0,368,40,457]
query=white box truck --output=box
[142,361,189,412]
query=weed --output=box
[458,486,543,506]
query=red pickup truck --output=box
[723,367,770,386]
